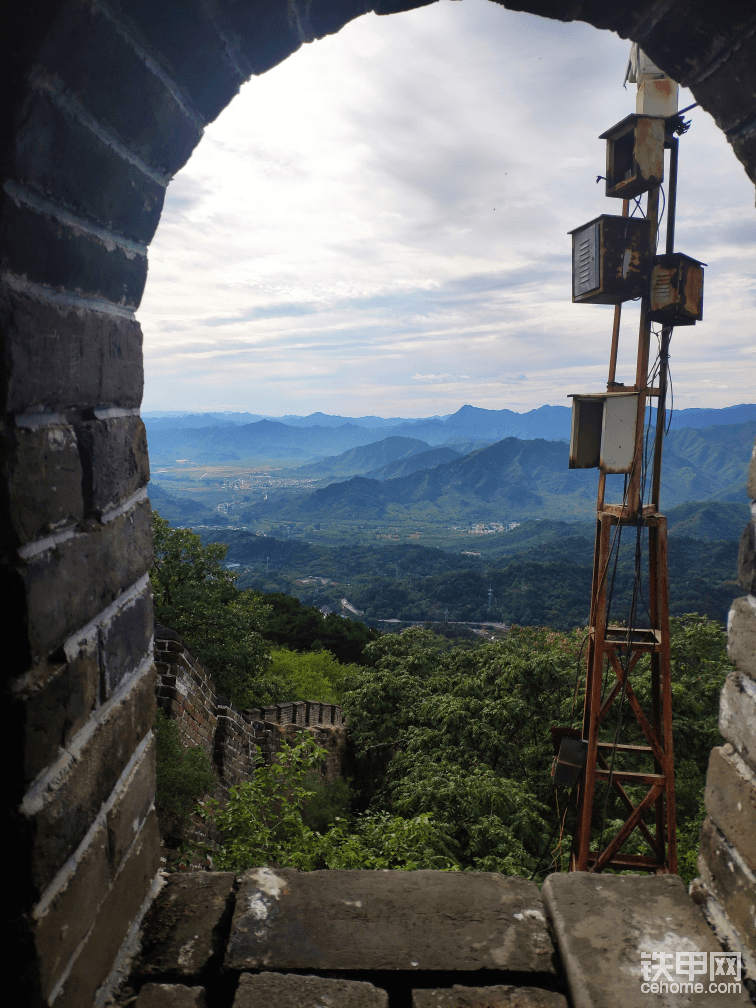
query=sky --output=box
[138,0,755,418]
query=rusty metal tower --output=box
[554,48,704,874]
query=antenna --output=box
[556,46,700,876]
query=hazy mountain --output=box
[145,420,388,462]
[367,446,463,480]
[245,423,754,523]
[283,437,433,481]
[144,404,756,465]
[664,501,750,541]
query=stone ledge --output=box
[719,670,756,772]
[412,986,568,1008]
[727,597,756,682]
[233,972,388,1008]
[226,868,556,974]
[542,872,750,1008]
[136,983,206,1007]
[704,745,756,870]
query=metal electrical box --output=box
[570,215,650,304]
[569,392,638,474]
[648,252,704,326]
[600,114,666,200]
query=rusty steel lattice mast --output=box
[571,176,676,874]
[563,54,703,875]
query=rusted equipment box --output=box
[599,114,666,200]
[569,392,639,473]
[570,215,650,304]
[648,252,704,326]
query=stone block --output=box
[18,627,99,784]
[542,872,750,1008]
[213,0,303,77]
[106,732,156,872]
[37,1,201,176]
[692,817,756,974]
[14,88,165,244]
[727,596,756,682]
[53,811,160,1008]
[22,497,152,663]
[100,583,154,699]
[117,0,245,124]
[4,423,83,543]
[704,746,756,870]
[137,872,236,982]
[0,283,144,414]
[738,521,756,594]
[28,663,155,893]
[233,972,388,1008]
[136,983,207,1007]
[412,987,568,1008]
[76,415,149,515]
[1,191,147,309]
[34,821,111,1003]
[226,869,556,974]
[687,41,756,134]
[719,671,756,772]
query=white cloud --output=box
[138,0,755,417]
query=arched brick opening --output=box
[3,2,754,1005]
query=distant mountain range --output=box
[242,421,755,523]
[144,403,755,464]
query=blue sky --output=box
[138,0,755,418]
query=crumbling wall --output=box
[691,445,756,977]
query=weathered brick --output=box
[21,498,152,663]
[76,415,149,515]
[215,0,303,76]
[34,821,111,1003]
[136,872,236,982]
[688,41,756,135]
[54,811,160,1008]
[106,732,156,871]
[18,627,99,785]
[3,423,83,543]
[719,670,756,772]
[117,0,245,124]
[0,192,147,308]
[234,972,388,1008]
[727,596,756,682]
[137,984,207,1008]
[37,2,202,174]
[0,283,144,414]
[704,745,756,870]
[691,817,756,973]
[100,582,153,699]
[738,520,756,594]
[25,663,155,894]
[227,869,556,974]
[747,440,756,500]
[412,987,567,1008]
[14,88,166,244]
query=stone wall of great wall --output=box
[4,2,755,1004]
[153,625,348,859]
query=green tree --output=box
[154,709,216,838]
[151,512,274,706]
[196,735,457,872]
[268,648,361,703]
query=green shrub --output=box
[154,709,216,831]
[195,734,458,872]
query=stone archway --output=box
[2,3,754,1005]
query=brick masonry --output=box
[690,442,756,979]
[3,3,755,1005]
[154,625,348,859]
